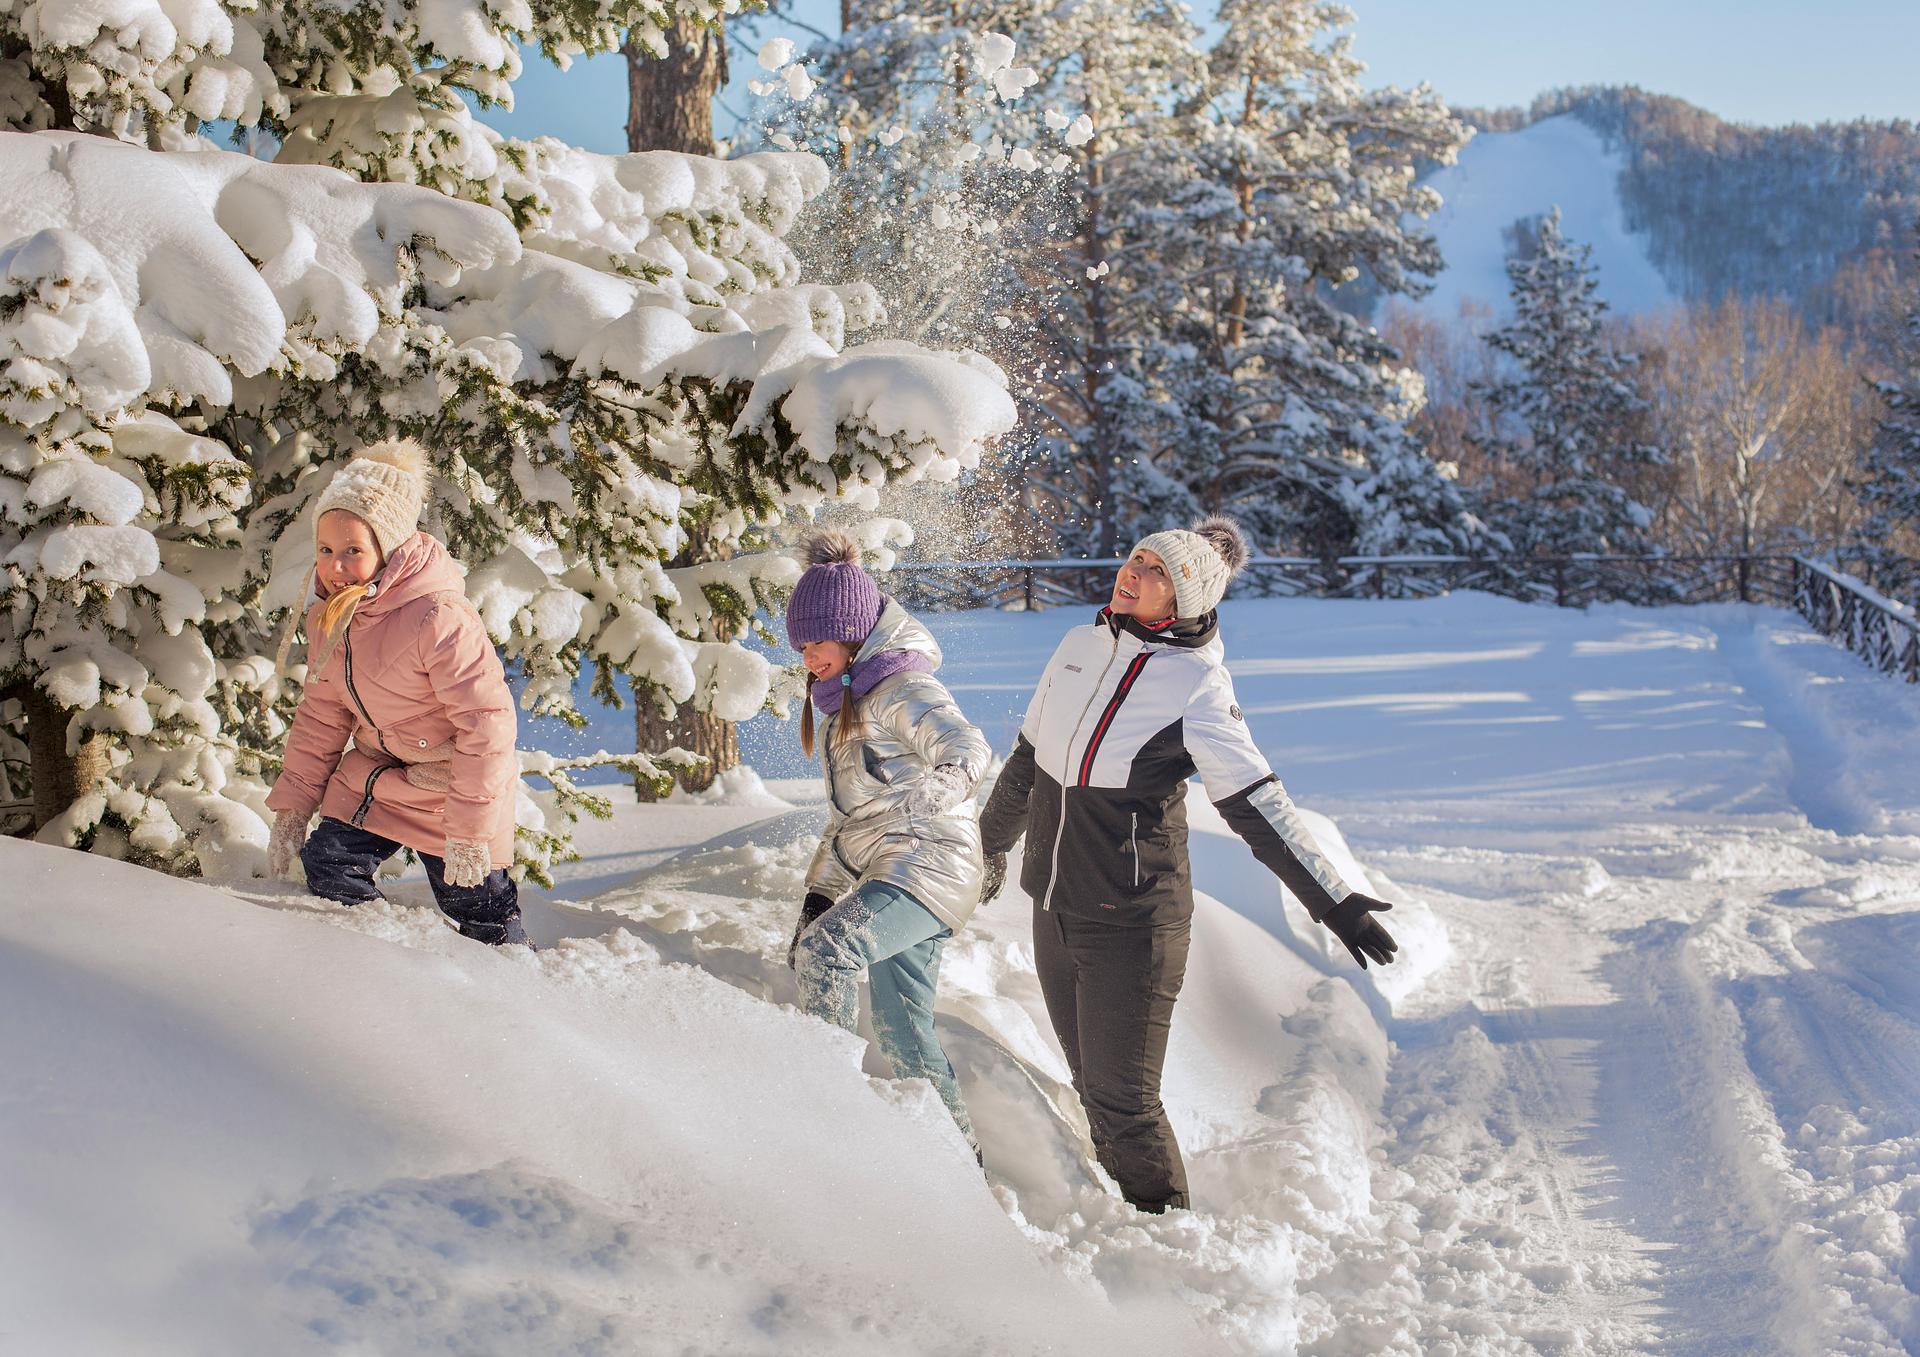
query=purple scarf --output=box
[811,649,936,714]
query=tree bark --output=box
[625,18,740,798]
[1082,136,1119,557]
[9,684,111,831]
[635,700,739,798]
[624,19,727,155]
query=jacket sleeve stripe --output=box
[1214,775,1351,920]
[1076,652,1151,786]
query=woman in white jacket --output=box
[979,516,1399,1212]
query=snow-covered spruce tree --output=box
[1471,208,1664,558]
[950,0,1204,559]
[742,24,1065,559]
[0,0,747,217]
[1122,0,1488,559]
[749,20,1047,354]
[1858,232,1920,601]
[763,0,1486,562]
[0,9,1015,877]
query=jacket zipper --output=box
[341,623,400,824]
[352,764,398,827]
[1130,812,1140,887]
[1041,629,1124,911]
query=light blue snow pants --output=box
[795,880,977,1149]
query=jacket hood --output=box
[343,532,465,620]
[856,598,943,671]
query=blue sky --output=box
[480,0,1919,154]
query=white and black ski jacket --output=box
[979,608,1351,927]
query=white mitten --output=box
[906,763,973,817]
[442,836,493,888]
[268,810,311,880]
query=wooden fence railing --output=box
[882,553,1918,684]
[1790,556,1920,683]
[882,554,1802,611]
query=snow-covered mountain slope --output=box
[1402,114,1677,325]
[9,591,1920,1354]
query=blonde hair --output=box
[271,574,371,678]
[315,581,370,647]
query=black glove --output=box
[981,851,1008,905]
[787,892,835,969]
[1320,892,1398,969]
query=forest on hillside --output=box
[1456,86,1920,339]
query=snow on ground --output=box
[7,591,1920,1354]
[1399,114,1677,327]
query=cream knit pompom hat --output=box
[312,438,429,558]
[1131,515,1252,619]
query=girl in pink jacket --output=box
[264,440,526,946]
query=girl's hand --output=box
[442,837,492,889]
[906,763,972,817]
[268,811,311,880]
[788,892,836,969]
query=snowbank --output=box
[0,837,1217,1354]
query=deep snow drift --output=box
[7,591,1920,1355]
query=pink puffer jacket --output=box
[266,532,518,868]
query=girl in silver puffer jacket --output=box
[784,530,991,1154]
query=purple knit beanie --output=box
[786,529,883,648]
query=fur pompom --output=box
[354,437,428,477]
[800,527,862,567]
[1192,515,1250,577]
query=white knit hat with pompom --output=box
[312,439,429,558]
[1131,515,1252,619]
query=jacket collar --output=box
[855,597,944,669]
[1096,606,1218,651]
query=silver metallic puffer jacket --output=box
[803,601,992,933]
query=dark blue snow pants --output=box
[301,816,527,946]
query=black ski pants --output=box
[302,816,527,946]
[1033,905,1191,1213]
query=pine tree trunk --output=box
[1222,77,1258,354]
[1083,139,1118,557]
[624,19,726,155]
[10,684,111,831]
[635,701,739,798]
[625,18,741,800]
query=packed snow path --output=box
[7,594,1920,1354]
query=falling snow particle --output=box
[977,32,1017,76]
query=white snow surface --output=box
[1404,115,1678,327]
[9,591,1920,1353]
